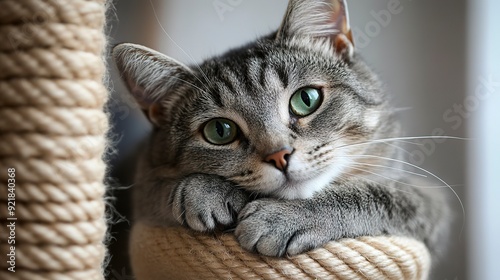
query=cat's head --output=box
[113,0,398,199]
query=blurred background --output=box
[106,0,499,279]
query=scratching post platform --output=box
[130,223,431,280]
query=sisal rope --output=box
[130,223,431,280]
[0,0,108,279]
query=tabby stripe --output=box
[239,58,254,94]
[208,87,224,108]
[245,57,262,93]
[275,64,289,89]
[220,77,236,97]
[258,60,268,88]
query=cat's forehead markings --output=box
[263,66,288,92]
[202,86,225,108]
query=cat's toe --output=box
[235,199,293,257]
[235,220,290,257]
[285,230,320,256]
[185,211,214,231]
[234,224,262,254]
[184,202,238,231]
[170,185,187,226]
[255,233,290,256]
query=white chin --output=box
[273,170,336,199]
[269,164,342,199]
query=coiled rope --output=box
[130,224,431,280]
[0,0,108,279]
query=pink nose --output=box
[265,148,293,171]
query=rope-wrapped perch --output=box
[130,223,431,280]
[0,0,108,279]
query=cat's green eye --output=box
[290,87,322,117]
[203,118,238,145]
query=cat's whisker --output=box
[381,141,413,156]
[349,165,435,190]
[392,106,413,112]
[336,136,468,150]
[340,153,465,236]
[168,75,213,97]
[351,166,417,187]
[149,0,213,89]
[344,172,415,196]
[342,167,458,189]
[351,162,427,178]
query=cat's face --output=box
[114,0,397,199]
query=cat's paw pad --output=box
[171,174,248,231]
[235,199,321,257]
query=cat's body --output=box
[114,0,449,258]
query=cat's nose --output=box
[265,147,294,172]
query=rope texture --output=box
[130,224,431,280]
[0,0,108,279]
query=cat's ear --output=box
[112,43,193,126]
[276,0,354,60]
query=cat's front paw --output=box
[235,199,329,257]
[171,174,249,231]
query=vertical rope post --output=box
[0,0,109,279]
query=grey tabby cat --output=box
[113,0,449,257]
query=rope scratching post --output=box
[0,0,108,279]
[130,224,431,280]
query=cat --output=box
[113,0,449,258]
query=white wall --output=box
[156,0,288,63]
[467,0,500,279]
